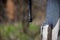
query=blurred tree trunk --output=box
[22,0,29,33]
[6,0,29,33]
[12,0,22,22]
[6,0,15,23]
[12,0,29,33]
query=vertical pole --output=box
[28,0,32,22]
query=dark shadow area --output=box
[0,0,7,23]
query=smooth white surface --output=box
[52,19,59,40]
[42,25,49,40]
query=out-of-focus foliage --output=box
[0,23,40,40]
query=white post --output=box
[41,19,59,40]
[41,24,52,40]
[52,19,59,40]
[42,25,49,40]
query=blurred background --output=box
[0,0,47,40]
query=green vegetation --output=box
[0,23,40,40]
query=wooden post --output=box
[47,24,52,40]
[41,24,52,40]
